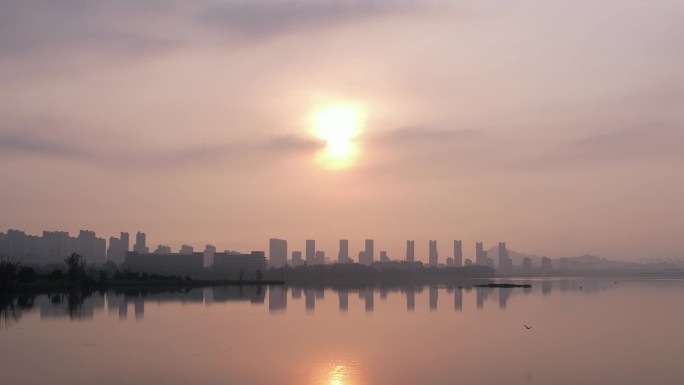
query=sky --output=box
[1,0,683,262]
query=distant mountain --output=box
[487,247,683,270]
[486,246,542,266]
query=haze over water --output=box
[2,278,683,385]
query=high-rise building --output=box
[134,231,149,254]
[291,251,303,266]
[522,257,532,270]
[315,250,325,265]
[305,240,315,265]
[541,256,553,271]
[108,231,130,264]
[498,242,512,271]
[453,240,462,267]
[483,250,494,268]
[120,232,129,255]
[363,239,374,266]
[429,240,438,267]
[269,238,288,268]
[77,230,106,264]
[380,250,389,262]
[108,236,120,263]
[154,244,171,254]
[475,242,485,266]
[180,244,194,254]
[338,239,349,263]
[204,244,216,268]
[406,240,415,262]
[42,231,73,263]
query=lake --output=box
[1,278,683,385]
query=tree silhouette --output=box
[64,253,86,283]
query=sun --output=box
[310,104,365,170]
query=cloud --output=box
[200,0,423,39]
[0,122,321,170]
[0,131,86,159]
[0,0,430,62]
[354,126,507,182]
[0,1,182,60]
[375,127,482,142]
[528,123,684,169]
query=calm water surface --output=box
[1,278,684,385]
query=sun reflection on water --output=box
[311,359,362,385]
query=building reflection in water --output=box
[1,280,615,327]
[338,289,348,312]
[499,288,511,310]
[134,296,144,319]
[454,288,463,312]
[305,288,316,312]
[380,287,388,300]
[364,289,374,313]
[203,287,213,306]
[429,285,438,311]
[523,281,532,295]
[406,287,415,311]
[291,287,302,299]
[269,285,287,313]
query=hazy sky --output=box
[1,0,683,261]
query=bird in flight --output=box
[524,325,532,330]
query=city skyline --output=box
[0,226,605,269]
[1,1,682,262]
[2,3,683,385]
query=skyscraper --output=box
[498,242,512,271]
[134,231,148,254]
[76,230,106,264]
[338,239,349,263]
[429,240,438,267]
[180,244,194,254]
[120,232,129,254]
[305,240,315,265]
[380,250,389,262]
[108,231,130,263]
[522,257,532,270]
[269,238,288,268]
[406,240,415,262]
[453,240,462,267]
[475,242,485,266]
[315,250,325,265]
[203,244,216,268]
[363,239,374,266]
[291,251,302,266]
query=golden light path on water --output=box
[309,104,365,170]
[310,359,362,385]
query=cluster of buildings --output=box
[268,238,544,272]
[0,229,108,265]
[2,228,558,276]
[0,229,268,278]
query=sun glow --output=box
[310,104,365,170]
[311,360,361,385]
